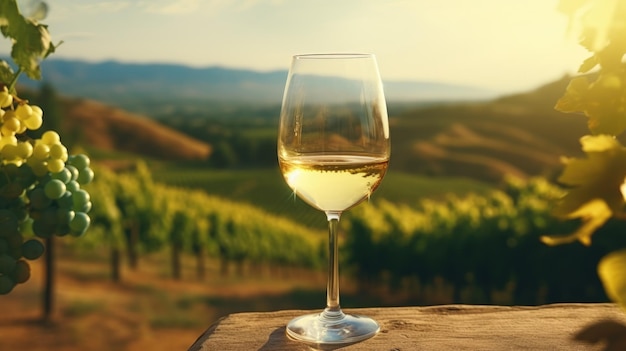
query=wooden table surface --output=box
[188,304,626,351]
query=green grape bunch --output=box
[0,87,94,295]
[0,0,93,295]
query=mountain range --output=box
[18,58,498,107]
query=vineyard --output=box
[6,162,626,350]
[65,164,626,306]
[80,163,326,282]
[343,177,626,305]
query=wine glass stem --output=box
[325,211,342,315]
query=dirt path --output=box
[0,248,327,351]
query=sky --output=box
[9,0,589,94]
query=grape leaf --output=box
[585,73,626,135]
[578,55,598,73]
[555,76,589,113]
[10,22,53,80]
[0,0,20,27]
[542,199,611,246]
[541,135,626,245]
[598,248,626,311]
[0,0,55,81]
[556,74,626,135]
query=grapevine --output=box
[0,0,93,295]
[540,0,626,310]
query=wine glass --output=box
[277,53,390,345]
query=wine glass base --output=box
[286,310,380,346]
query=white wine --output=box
[279,154,388,212]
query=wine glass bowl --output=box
[278,53,390,345]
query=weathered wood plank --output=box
[188,304,626,351]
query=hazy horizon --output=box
[1,0,589,96]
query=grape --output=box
[57,208,74,222]
[66,165,79,181]
[0,86,13,108]
[26,157,48,177]
[47,158,65,173]
[21,239,44,260]
[0,254,16,274]
[72,189,91,210]
[51,167,72,184]
[15,104,32,120]
[56,209,74,235]
[69,212,90,236]
[12,260,30,283]
[23,113,43,130]
[1,181,24,199]
[41,131,60,145]
[6,231,22,250]
[1,143,18,159]
[57,191,73,209]
[44,179,66,200]
[28,187,52,210]
[69,154,90,170]
[77,167,94,185]
[31,105,43,118]
[38,173,52,185]
[31,161,48,177]
[0,275,15,294]
[32,143,49,160]
[49,144,67,161]
[3,163,19,178]
[16,123,27,135]
[0,226,19,242]
[16,141,33,159]
[2,115,20,133]
[0,135,17,149]
[66,179,80,193]
[17,163,35,178]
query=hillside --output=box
[21,72,589,186]
[388,76,590,183]
[60,98,212,161]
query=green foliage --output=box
[549,0,626,309]
[81,163,325,271]
[152,165,494,231]
[598,249,626,311]
[541,135,626,245]
[0,0,58,83]
[343,177,620,304]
